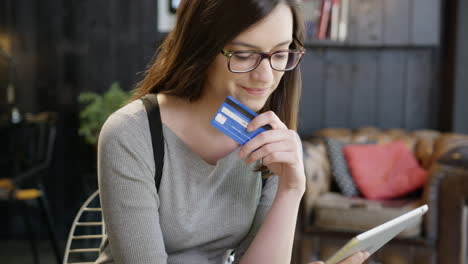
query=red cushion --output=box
[343,140,427,200]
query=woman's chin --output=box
[242,99,266,112]
[229,93,268,112]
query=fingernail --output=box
[238,151,243,158]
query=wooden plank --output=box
[412,0,440,45]
[128,0,140,88]
[138,0,160,84]
[348,0,383,45]
[113,0,139,91]
[87,0,114,92]
[78,1,92,95]
[70,0,91,99]
[115,1,132,32]
[14,0,37,52]
[298,49,327,135]
[377,50,406,129]
[453,0,468,133]
[323,50,352,128]
[427,51,439,130]
[404,49,432,130]
[108,0,118,88]
[13,0,38,113]
[382,0,410,45]
[349,49,378,128]
[0,1,7,27]
[73,1,88,43]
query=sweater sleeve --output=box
[97,110,168,264]
[232,175,279,264]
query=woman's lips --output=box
[241,85,268,96]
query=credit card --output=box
[210,96,270,145]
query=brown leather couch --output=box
[297,127,468,264]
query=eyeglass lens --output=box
[229,51,301,72]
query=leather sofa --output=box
[297,127,468,264]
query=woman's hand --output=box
[238,111,305,193]
[309,251,370,264]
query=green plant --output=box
[78,82,131,145]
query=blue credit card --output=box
[210,96,270,145]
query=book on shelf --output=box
[302,0,349,43]
[338,0,349,42]
[316,0,332,40]
[302,0,323,39]
[330,0,340,40]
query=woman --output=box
[97,0,369,263]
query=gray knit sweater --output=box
[96,100,278,264]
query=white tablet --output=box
[325,204,428,264]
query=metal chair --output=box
[0,111,62,264]
[63,190,104,264]
[63,190,240,264]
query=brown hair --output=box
[132,0,305,131]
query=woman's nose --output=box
[251,58,274,83]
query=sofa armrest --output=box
[422,144,468,263]
[437,166,468,263]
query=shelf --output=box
[304,39,439,49]
[302,0,441,48]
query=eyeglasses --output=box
[220,49,305,73]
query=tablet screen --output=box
[325,204,428,264]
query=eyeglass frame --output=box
[220,49,306,73]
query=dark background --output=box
[0,0,466,243]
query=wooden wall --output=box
[298,48,439,134]
[297,0,442,135]
[0,0,163,239]
[1,0,445,135]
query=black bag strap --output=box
[141,93,267,192]
[141,94,165,191]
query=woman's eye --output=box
[234,53,255,60]
[274,54,288,60]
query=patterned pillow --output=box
[324,138,360,197]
